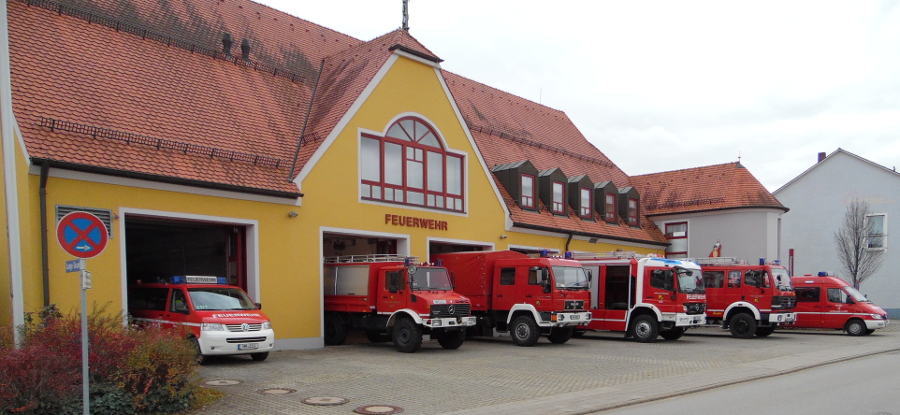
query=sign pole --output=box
[81,269,89,415]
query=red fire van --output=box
[129,276,274,361]
[791,275,889,336]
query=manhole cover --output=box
[302,396,349,406]
[353,405,404,414]
[257,388,297,395]
[203,379,242,386]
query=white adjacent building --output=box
[775,149,899,317]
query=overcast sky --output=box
[258,0,900,191]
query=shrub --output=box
[0,304,202,415]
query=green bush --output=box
[0,304,202,415]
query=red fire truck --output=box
[693,257,797,338]
[432,250,592,347]
[574,252,706,342]
[323,255,476,353]
[129,276,275,362]
[792,274,889,335]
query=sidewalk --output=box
[196,326,900,415]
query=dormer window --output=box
[552,181,565,214]
[617,186,641,228]
[360,117,465,212]
[605,193,616,222]
[521,174,535,209]
[580,188,592,218]
[628,198,639,226]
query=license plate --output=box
[238,343,258,350]
[570,315,580,320]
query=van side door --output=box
[794,285,824,327]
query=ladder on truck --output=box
[324,254,419,264]
[686,257,747,266]
[568,251,654,260]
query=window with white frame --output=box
[665,222,688,258]
[627,198,639,226]
[604,193,616,222]
[521,174,535,209]
[579,187,592,219]
[360,117,464,212]
[867,214,886,249]
[552,182,565,214]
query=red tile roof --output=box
[632,162,787,216]
[444,72,666,245]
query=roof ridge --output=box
[632,161,741,178]
[443,70,567,115]
[245,0,364,44]
[468,123,615,169]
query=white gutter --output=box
[1,2,26,343]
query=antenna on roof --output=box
[402,0,410,31]
[737,150,741,163]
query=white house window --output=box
[867,214,886,249]
[552,181,565,214]
[665,222,688,258]
[360,117,464,212]
[521,174,535,209]
[579,187,592,218]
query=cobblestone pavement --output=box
[194,325,899,415]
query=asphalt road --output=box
[600,350,900,415]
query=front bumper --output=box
[768,312,797,324]
[198,329,275,356]
[423,316,477,329]
[865,318,889,330]
[546,311,592,327]
[670,313,706,327]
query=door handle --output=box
[525,295,533,298]
[497,295,503,297]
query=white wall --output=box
[653,208,782,263]
[775,151,900,316]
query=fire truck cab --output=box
[128,276,274,362]
[792,274,889,335]
[575,253,706,342]
[693,257,797,338]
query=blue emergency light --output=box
[564,251,573,259]
[540,249,550,258]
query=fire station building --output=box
[2,0,701,350]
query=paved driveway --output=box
[196,326,899,415]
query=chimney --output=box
[222,33,233,56]
[241,39,251,61]
[817,152,826,163]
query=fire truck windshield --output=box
[409,267,453,291]
[843,286,870,303]
[675,267,705,294]
[552,266,589,289]
[770,268,794,291]
[188,287,257,311]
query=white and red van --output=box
[129,275,274,361]
[791,275,889,336]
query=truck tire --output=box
[510,315,540,347]
[324,314,348,346]
[845,319,866,336]
[630,315,659,343]
[755,326,776,338]
[392,318,423,353]
[365,330,390,343]
[190,337,207,365]
[729,313,756,339]
[547,326,575,344]
[250,352,269,361]
[437,330,466,350]
[660,327,685,340]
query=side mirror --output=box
[450,271,456,289]
[255,302,262,310]
[847,298,855,305]
[587,270,593,282]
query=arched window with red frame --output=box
[360,117,465,212]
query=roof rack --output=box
[324,254,417,264]
[569,251,651,260]
[687,257,747,265]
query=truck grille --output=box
[684,303,706,315]
[431,304,471,317]
[564,300,585,310]
[771,296,797,310]
[226,337,267,343]
[225,323,263,332]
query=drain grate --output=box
[353,405,404,414]
[257,388,297,395]
[203,379,242,386]
[302,396,349,406]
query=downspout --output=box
[39,162,49,307]
[288,59,325,183]
[565,233,574,253]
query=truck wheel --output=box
[755,326,776,338]
[660,327,685,340]
[190,337,206,365]
[250,352,269,362]
[324,314,348,346]
[630,315,659,343]
[845,319,866,336]
[510,315,540,347]
[547,326,575,344]
[729,313,756,339]
[365,330,390,343]
[392,318,423,353]
[437,330,466,350]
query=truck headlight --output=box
[262,321,272,330]
[433,319,442,327]
[201,323,225,331]
[558,314,565,321]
